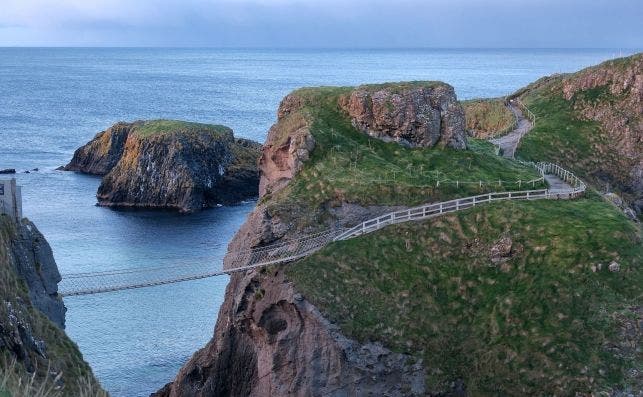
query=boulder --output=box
[490,235,513,263]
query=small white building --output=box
[0,178,22,222]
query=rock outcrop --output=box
[258,94,315,197]
[7,219,65,328]
[65,120,262,213]
[258,82,468,198]
[0,215,105,395]
[339,82,467,149]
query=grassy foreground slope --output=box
[286,195,641,395]
[515,53,642,213]
[267,86,544,215]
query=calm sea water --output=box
[0,48,636,396]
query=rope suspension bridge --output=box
[59,102,587,297]
[58,162,585,297]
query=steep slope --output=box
[155,82,565,397]
[66,120,262,212]
[513,53,642,215]
[0,215,105,396]
[287,196,641,395]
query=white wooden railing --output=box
[59,161,585,297]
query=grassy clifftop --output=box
[286,195,641,395]
[266,86,544,214]
[132,120,232,138]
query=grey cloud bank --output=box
[0,0,641,47]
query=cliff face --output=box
[155,267,425,397]
[6,219,65,328]
[560,55,642,211]
[258,94,315,197]
[65,122,133,175]
[66,120,262,213]
[339,82,467,149]
[0,215,104,395]
[515,53,643,214]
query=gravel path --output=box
[490,101,532,159]
[489,100,573,192]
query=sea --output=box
[0,48,637,396]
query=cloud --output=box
[0,0,641,47]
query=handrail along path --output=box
[59,161,585,297]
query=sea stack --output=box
[65,120,262,212]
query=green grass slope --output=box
[267,86,544,214]
[462,98,516,138]
[286,195,642,395]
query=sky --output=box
[0,0,642,48]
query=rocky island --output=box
[65,120,262,212]
[0,214,105,395]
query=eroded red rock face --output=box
[561,55,643,212]
[340,83,467,149]
[258,94,315,198]
[153,269,425,397]
[562,55,642,160]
